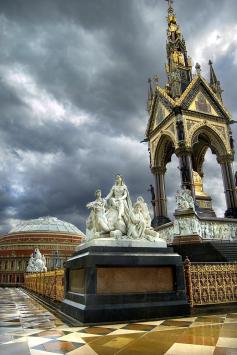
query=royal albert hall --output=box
[0,217,85,285]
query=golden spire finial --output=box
[165,0,192,97]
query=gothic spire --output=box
[208,60,223,101]
[165,0,192,99]
[147,78,153,113]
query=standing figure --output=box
[176,120,185,141]
[105,174,132,226]
[148,184,155,202]
[148,184,156,217]
[179,166,189,183]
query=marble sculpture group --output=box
[86,174,165,244]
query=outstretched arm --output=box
[86,201,95,209]
[105,187,114,200]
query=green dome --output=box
[9,216,84,235]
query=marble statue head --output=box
[95,189,101,198]
[134,201,142,212]
[115,174,124,186]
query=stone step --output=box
[172,241,237,262]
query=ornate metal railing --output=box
[184,258,237,306]
[24,269,64,302]
[24,261,237,307]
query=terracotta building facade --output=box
[0,217,85,285]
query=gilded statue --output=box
[171,50,184,66]
[193,171,208,196]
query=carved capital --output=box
[151,166,167,175]
[217,154,234,165]
[175,146,192,157]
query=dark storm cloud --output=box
[0,0,236,233]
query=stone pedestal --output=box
[173,209,202,244]
[195,195,216,218]
[61,239,189,324]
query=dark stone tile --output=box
[81,327,115,335]
[161,320,192,327]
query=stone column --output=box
[218,155,237,218]
[174,107,195,200]
[176,147,195,200]
[151,167,170,227]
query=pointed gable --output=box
[152,101,171,130]
[177,76,231,120]
[189,90,219,116]
[145,86,175,137]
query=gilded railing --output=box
[24,269,64,302]
[184,258,237,307]
[24,261,237,307]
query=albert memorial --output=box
[0,1,237,354]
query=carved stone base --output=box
[62,244,189,323]
[195,195,216,218]
[151,216,171,228]
[76,238,167,251]
[174,208,195,217]
[196,207,216,218]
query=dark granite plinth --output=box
[61,243,189,324]
[151,216,171,228]
[225,207,237,219]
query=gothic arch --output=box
[192,124,227,153]
[191,142,208,176]
[154,133,175,169]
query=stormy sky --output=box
[0,0,237,234]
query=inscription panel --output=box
[69,268,85,293]
[96,266,174,294]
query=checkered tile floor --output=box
[0,288,237,354]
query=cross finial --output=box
[166,0,174,8]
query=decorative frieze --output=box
[158,213,237,243]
